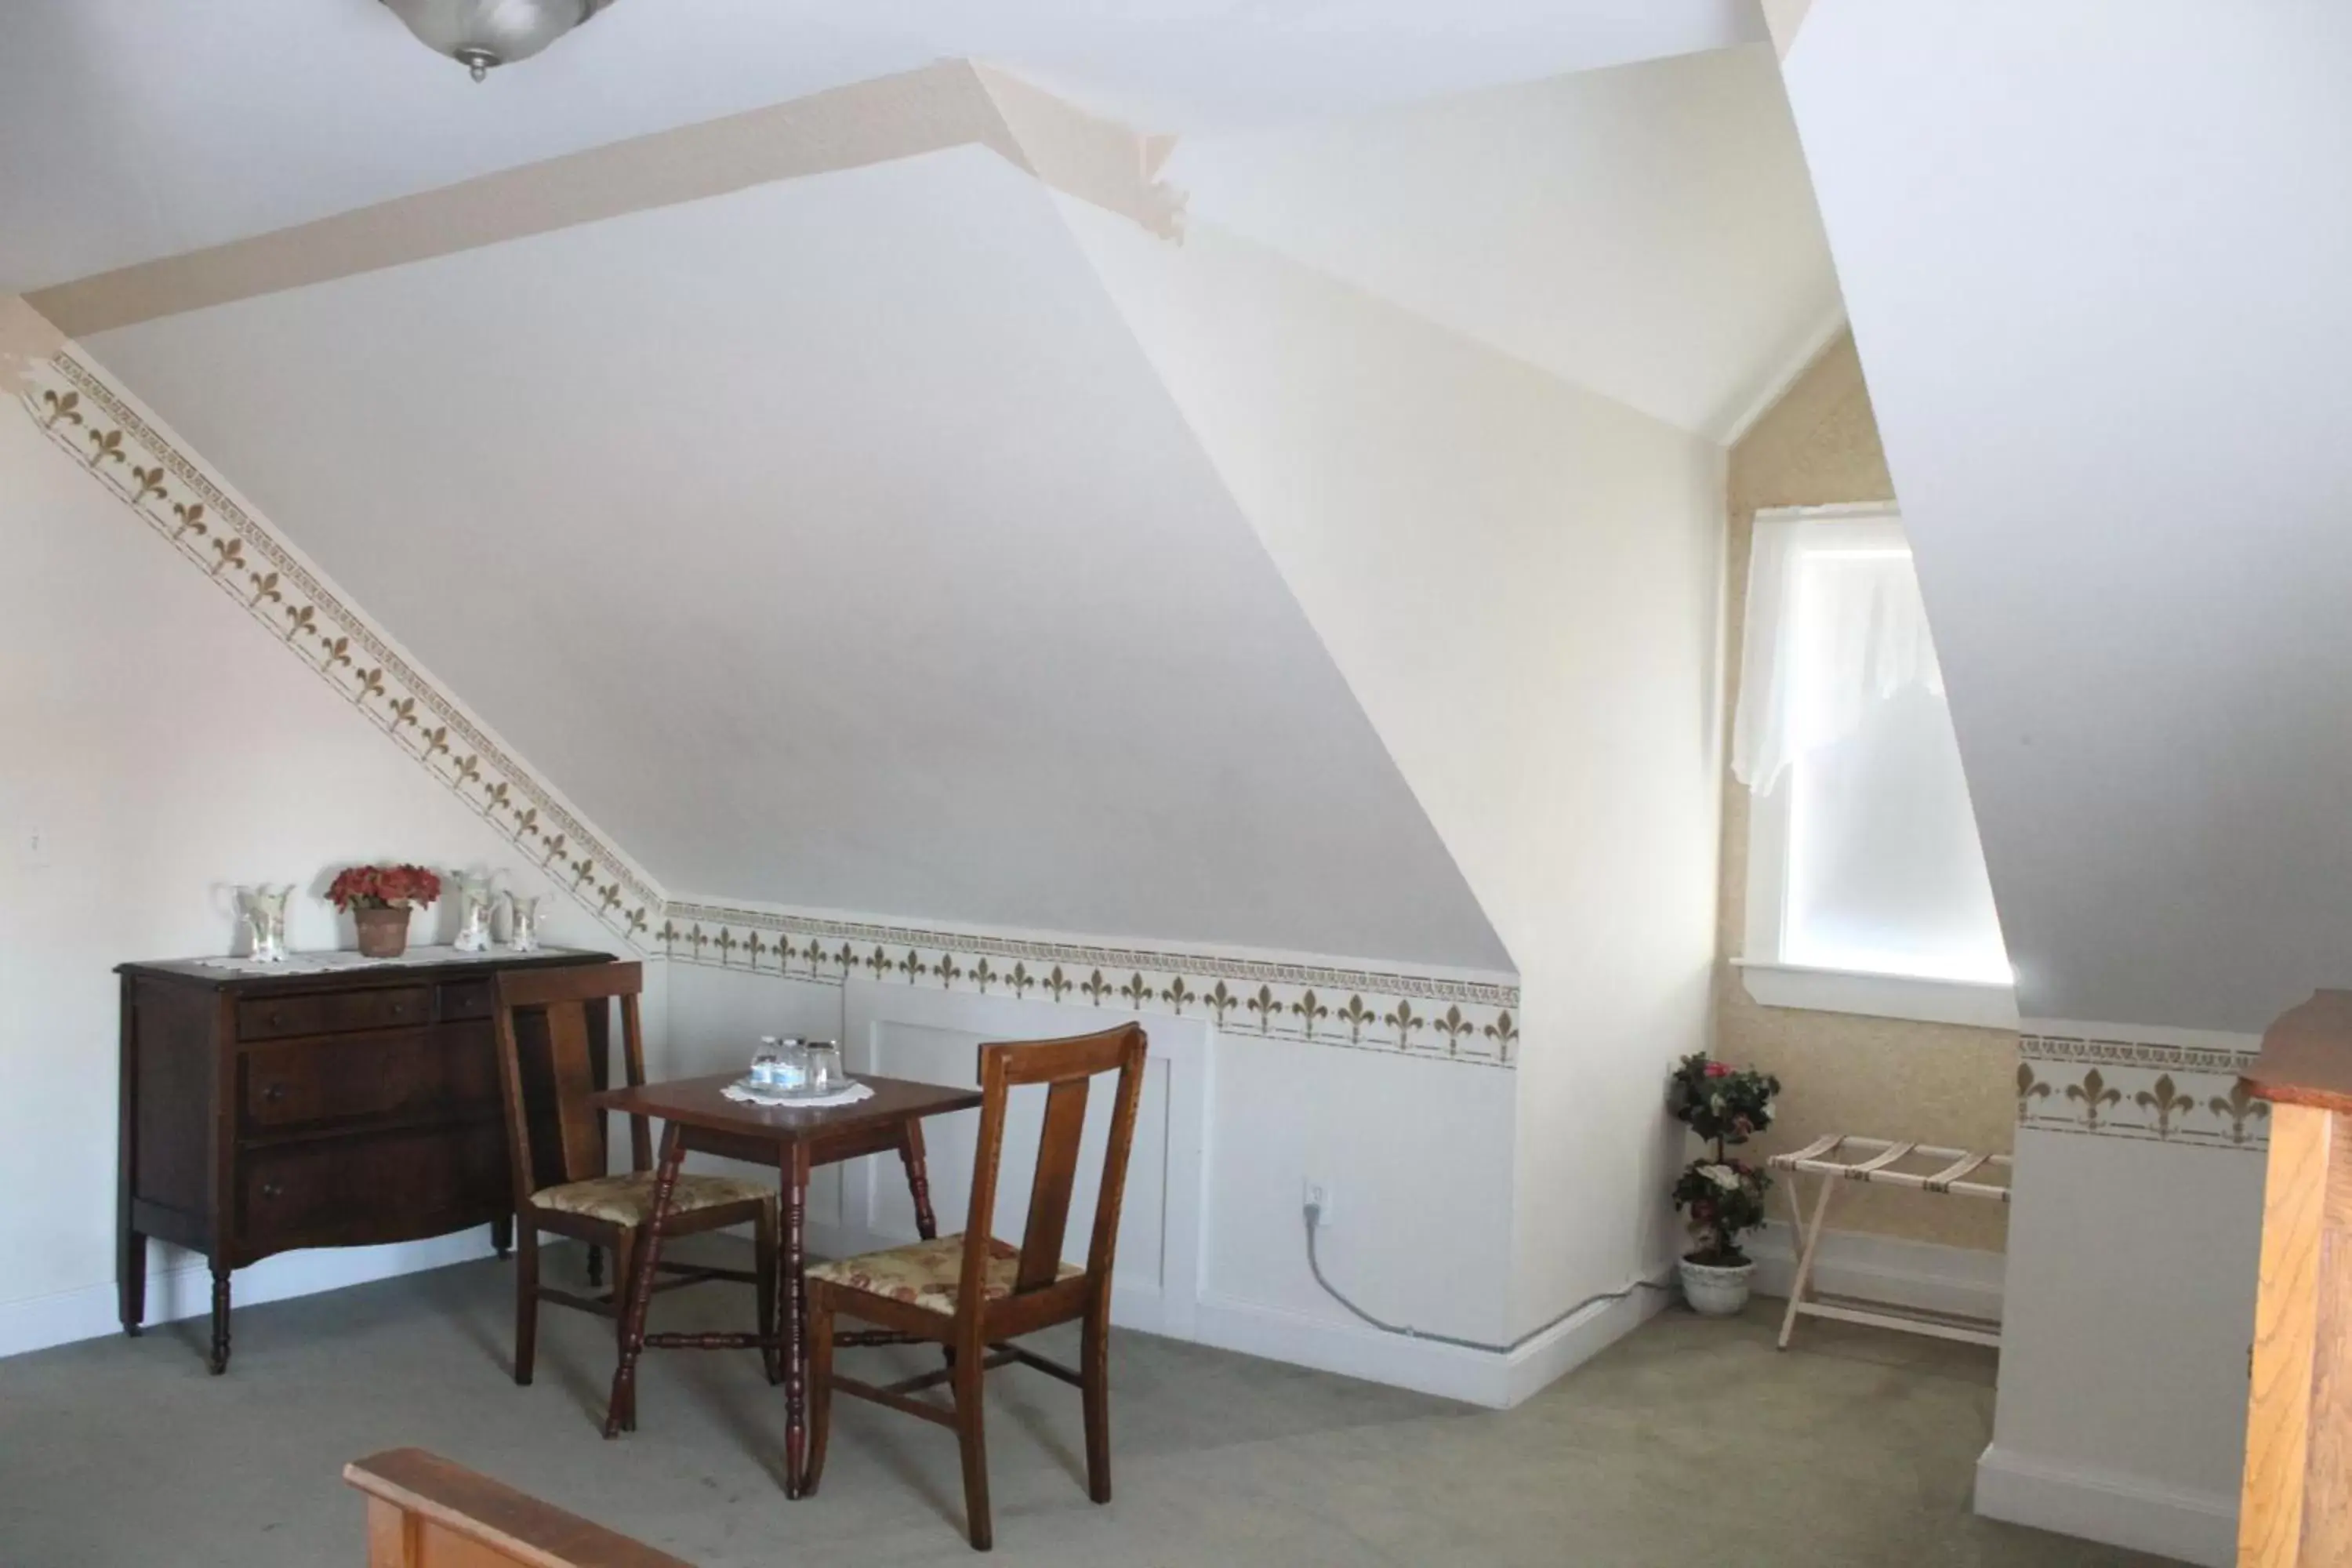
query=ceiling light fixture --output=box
[379,0,614,82]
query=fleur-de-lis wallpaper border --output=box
[660,900,1520,1065]
[19,351,662,948]
[18,348,1526,1068]
[2016,1032,2267,1150]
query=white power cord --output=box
[1303,1200,1671,1355]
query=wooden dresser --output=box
[117,946,612,1371]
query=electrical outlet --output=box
[1303,1178,1335,1229]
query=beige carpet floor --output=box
[0,1246,2161,1566]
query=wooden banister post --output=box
[2238,990,2352,1566]
[344,1448,694,1568]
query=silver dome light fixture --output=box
[379,0,615,82]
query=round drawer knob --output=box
[388,1003,405,1017]
[267,1011,285,1027]
[262,1083,285,1103]
[260,1181,283,1200]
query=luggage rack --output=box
[1766,1134,2011,1351]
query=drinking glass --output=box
[750,1036,782,1087]
[806,1041,848,1093]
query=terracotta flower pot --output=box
[354,905,412,959]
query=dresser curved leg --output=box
[208,1265,231,1374]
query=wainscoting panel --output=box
[834,978,1207,1339]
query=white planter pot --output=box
[1679,1256,1754,1317]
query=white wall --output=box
[1976,1127,2263,1566]
[0,312,637,1355]
[662,957,1526,1403]
[1056,209,1726,1352]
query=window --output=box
[1731,505,2015,1027]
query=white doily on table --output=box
[721,1079,875,1110]
[184,944,540,975]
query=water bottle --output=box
[750,1036,782,1087]
[775,1037,811,1093]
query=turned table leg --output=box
[783,1142,811,1497]
[899,1121,940,1242]
[604,1123,684,1439]
[900,1122,956,1375]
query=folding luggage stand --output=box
[1767,1134,2011,1350]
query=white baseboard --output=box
[0,1232,498,1362]
[1748,1220,2005,1325]
[1501,1272,1674,1407]
[1975,1443,2236,1567]
[9,1218,1650,1419]
[1192,1293,1514,1406]
[1191,1275,1668,1410]
[801,1219,1664,1409]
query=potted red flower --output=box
[1666,1051,1781,1316]
[327,864,442,958]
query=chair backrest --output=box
[492,961,648,1203]
[347,1446,693,1567]
[960,1024,1149,1305]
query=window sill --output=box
[1733,958,2019,1030]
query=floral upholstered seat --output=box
[530,1171,772,1228]
[807,1233,1081,1316]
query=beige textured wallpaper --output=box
[1716,331,2015,1254]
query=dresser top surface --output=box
[119,944,615,992]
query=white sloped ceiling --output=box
[78,144,1512,970]
[1169,43,1842,438]
[1780,0,2352,1030]
[0,0,1762,292]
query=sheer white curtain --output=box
[1731,511,1945,793]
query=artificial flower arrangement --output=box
[326,864,443,910]
[1665,1051,1782,1313]
[327,863,441,958]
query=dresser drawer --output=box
[238,985,432,1041]
[240,1023,499,1134]
[238,1123,507,1248]
[437,979,495,1023]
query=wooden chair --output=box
[492,962,778,1428]
[803,1023,1148,1551]
[347,1446,694,1566]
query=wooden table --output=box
[588,1071,983,1495]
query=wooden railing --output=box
[2239,991,2352,1566]
[346,1448,693,1568]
